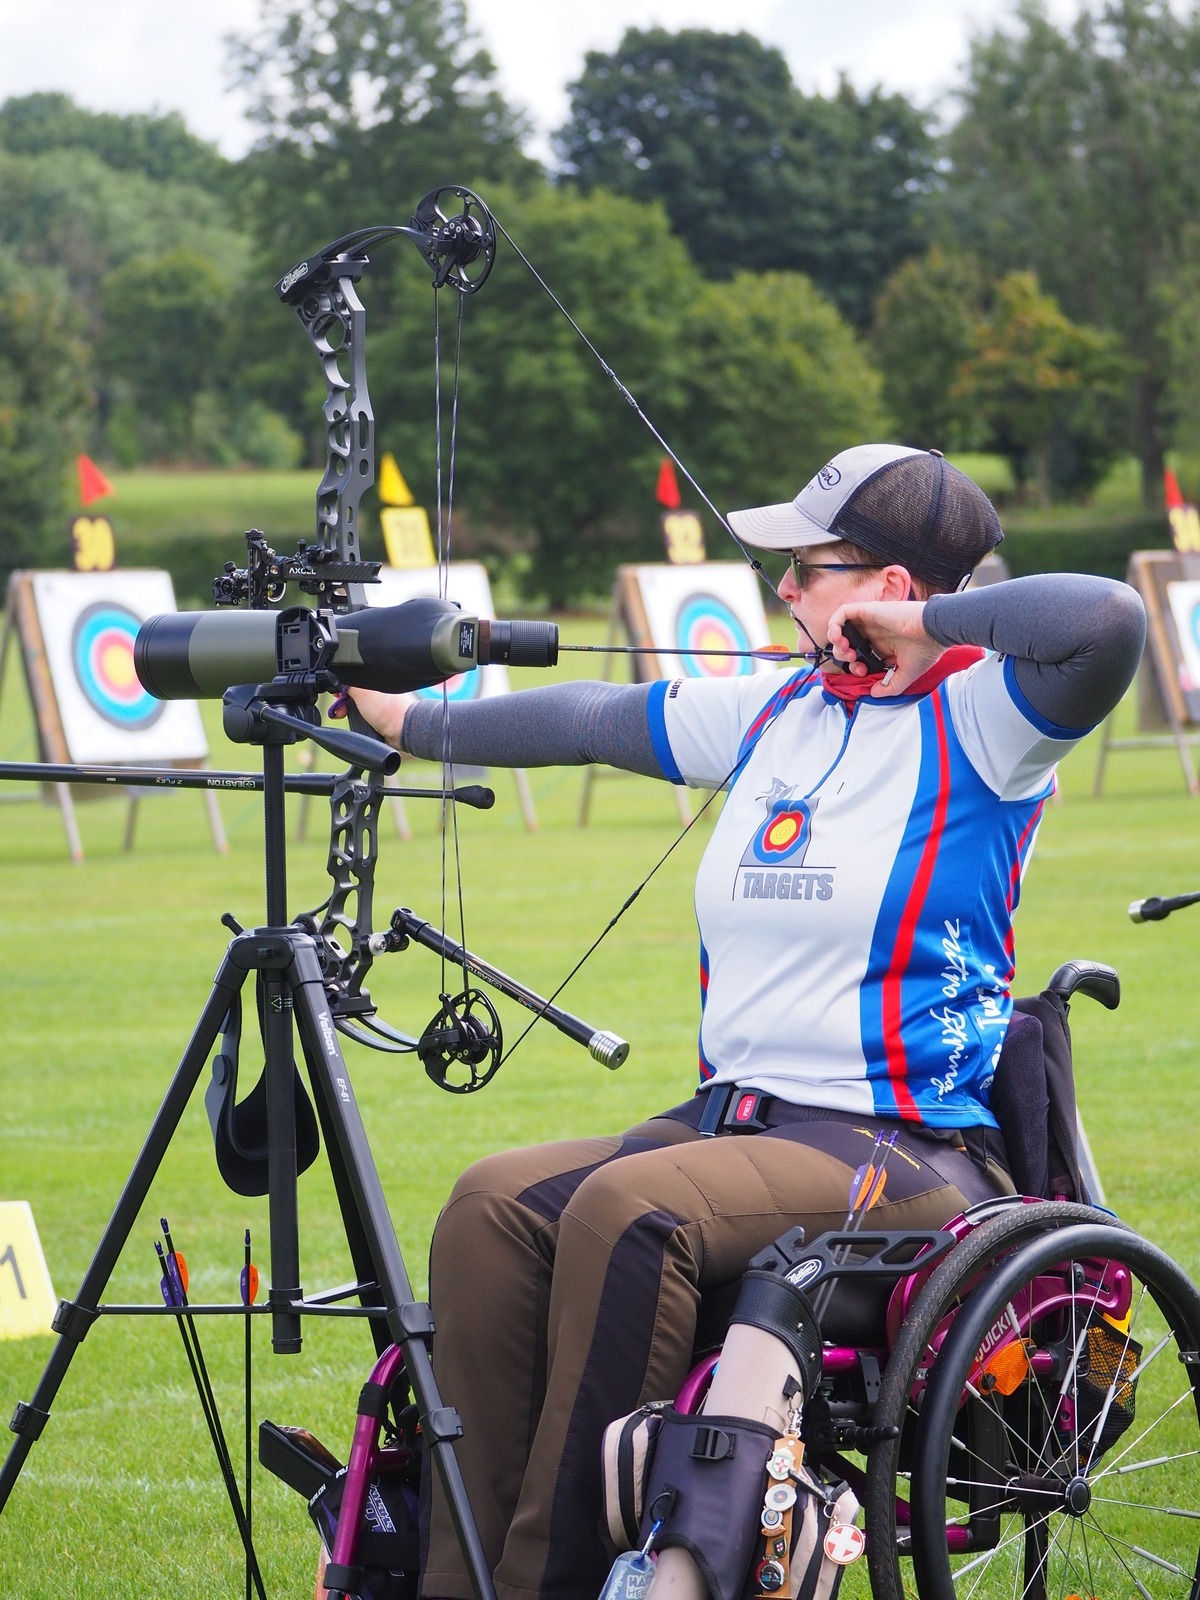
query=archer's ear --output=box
[879,564,916,601]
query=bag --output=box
[601,1402,671,1551]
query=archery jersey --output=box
[645,652,1090,1128]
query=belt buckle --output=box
[721,1090,771,1134]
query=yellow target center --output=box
[101,642,137,689]
[766,816,800,849]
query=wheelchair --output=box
[264,959,1200,1600]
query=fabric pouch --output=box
[601,1401,670,1550]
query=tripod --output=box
[0,675,498,1600]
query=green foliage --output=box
[0,146,249,312]
[0,91,232,191]
[675,271,891,512]
[0,250,93,582]
[555,28,935,325]
[956,271,1132,500]
[99,249,234,461]
[871,247,987,450]
[230,0,537,260]
[941,0,1200,500]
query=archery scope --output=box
[134,596,559,700]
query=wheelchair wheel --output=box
[863,1199,1119,1600]
[910,1222,1200,1600]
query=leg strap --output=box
[641,1409,777,1600]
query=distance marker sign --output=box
[0,1202,57,1341]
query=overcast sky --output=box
[0,0,1080,160]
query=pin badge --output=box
[822,1521,865,1566]
[765,1482,797,1512]
[760,1506,784,1532]
[756,1558,787,1592]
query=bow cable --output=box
[433,286,472,1003]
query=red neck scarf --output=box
[819,645,985,705]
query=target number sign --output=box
[631,564,773,679]
[0,1203,57,1342]
[30,571,208,764]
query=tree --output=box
[956,271,1131,500]
[555,28,935,325]
[0,92,231,192]
[871,248,986,450]
[941,0,1200,502]
[98,249,235,462]
[675,271,891,515]
[230,0,538,260]
[0,251,92,581]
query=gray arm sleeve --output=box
[400,681,665,777]
[923,574,1146,728]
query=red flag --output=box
[656,458,682,509]
[1165,467,1185,510]
[76,455,114,507]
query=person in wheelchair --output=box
[345,444,1146,1600]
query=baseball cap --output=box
[727,444,1003,591]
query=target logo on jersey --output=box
[734,783,833,903]
[742,783,816,868]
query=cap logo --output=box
[815,465,841,489]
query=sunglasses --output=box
[788,555,883,589]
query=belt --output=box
[692,1084,1010,1186]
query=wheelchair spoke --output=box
[1089,1388,1198,1483]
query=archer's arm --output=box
[357,681,666,778]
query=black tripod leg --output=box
[0,959,248,1514]
[288,939,498,1600]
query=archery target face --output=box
[31,571,208,764]
[1167,580,1200,691]
[633,564,773,678]
[364,564,510,702]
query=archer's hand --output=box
[330,687,415,748]
[827,601,944,697]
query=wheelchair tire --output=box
[910,1222,1200,1600]
[863,1199,1117,1600]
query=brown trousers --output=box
[423,1105,1010,1600]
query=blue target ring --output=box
[675,594,753,678]
[415,670,483,705]
[72,602,163,730]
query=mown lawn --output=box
[0,626,1198,1597]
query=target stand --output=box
[0,571,228,861]
[578,565,776,827]
[1092,550,1200,798]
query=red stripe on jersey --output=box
[1001,798,1046,978]
[881,692,952,1121]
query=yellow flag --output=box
[379,452,415,506]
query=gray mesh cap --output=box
[727,444,1003,591]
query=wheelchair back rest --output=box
[991,960,1118,1204]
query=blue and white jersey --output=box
[646,651,1090,1128]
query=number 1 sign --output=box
[0,1203,57,1341]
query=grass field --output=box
[1,623,1199,1597]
